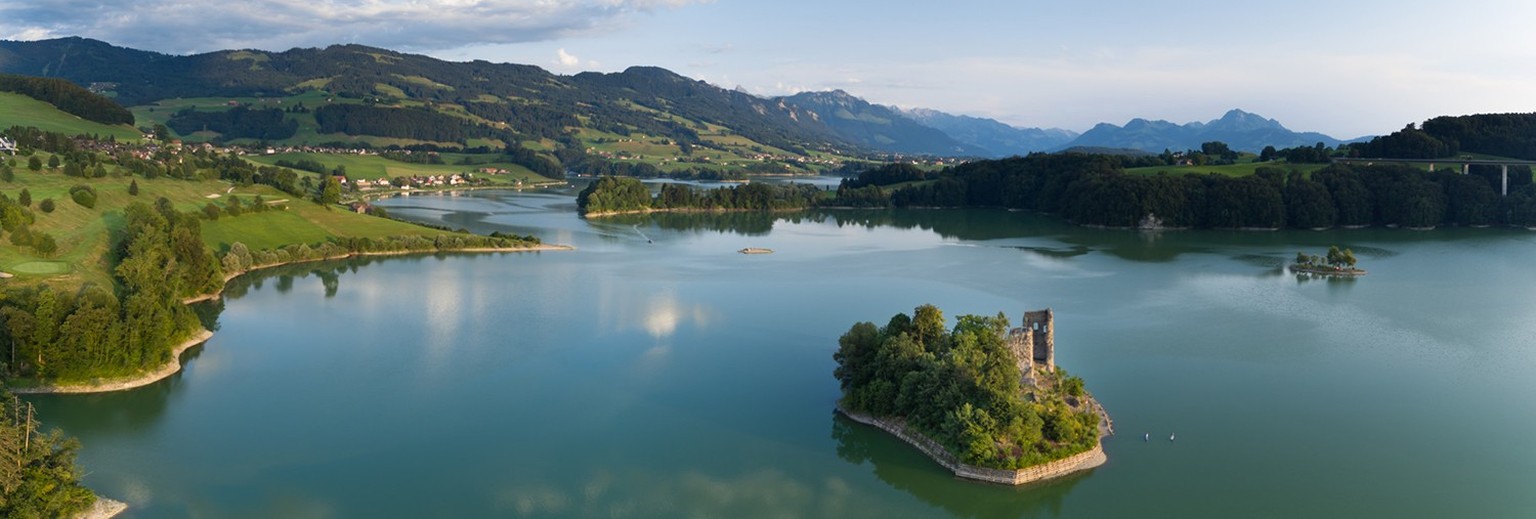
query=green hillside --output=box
[0,92,141,141]
[245,152,548,183]
[0,38,883,176]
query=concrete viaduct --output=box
[1331,157,1536,196]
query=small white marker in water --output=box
[1169,433,1176,441]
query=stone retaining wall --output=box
[838,406,1107,486]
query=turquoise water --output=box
[28,187,1536,518]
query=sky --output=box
[4,0,1535,138]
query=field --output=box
[0,164,470,287]
[0,92,144,141]
[0,170,232,287]
[244,152,549,183]
[199,188,440,252]
[1125,161,1329,177]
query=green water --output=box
[27,188,1536,518]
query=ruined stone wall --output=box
[1007,327,1035,374]
[838,406,1106,486]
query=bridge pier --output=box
[1502,165,1509,196]
[1463,163,1470,175]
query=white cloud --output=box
[0,0,710,54]
[556,48,581,67]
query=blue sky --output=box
[5,0,1534,137]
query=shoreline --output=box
[75,497,127,519]
[16,244,572,393]
[12,329,214,395]
[836,397,1111,486]
[1288,265,1367,277]
[184,243,573,304]
[581,207,806,218]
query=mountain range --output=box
[1066,109,1361,154]
[0,37,1358,159]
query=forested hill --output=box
[0,74,133,125]
[0,37,968,157]
[777,90,986,156]
[1351,113,1536,160]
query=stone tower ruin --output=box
[1007,308,1055,374]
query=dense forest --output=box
[1,200,217,381]
[166,107,299,141]
[834,305,1099,469]
[834,154,1536,229]
[576,176,823,215]
[0,74,134,126]
[1350,113,1536,161]
[313,104,492,144]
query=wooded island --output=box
[833,305,1110,484]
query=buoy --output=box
[1169,433,1176,441]
[1143,433,1149,442]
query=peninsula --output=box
[833,305,1111,485]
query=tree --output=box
[318,177,342,206]
[37,199,53,213]
[32,233,56,255]
[46,155,59,169]
[26,156,40,171]
[17,189,30,207]
[202,203,222,220]
[128,179,140,196]
[1326,246,1344,267]
[0,393,97,517]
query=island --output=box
[833,305,1111,485]
[1289,246,1366,276]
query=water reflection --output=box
[1293,272,1359,291]
[492,467,860,518]
[28,362,186,434]
[596,211,779,236]
[830,413,1086,518]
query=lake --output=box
[27,186,1536,518]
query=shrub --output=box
[38,198,55,213]
[68,185,96,209]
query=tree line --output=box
[0,74,134,126]
[576,176,823,215]
[313,104,506,144]
[831,153,1536,229]
[834,305,1099,469]
[166,106,299,141]
[1,199,218,381]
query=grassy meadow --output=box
[244,152,548,183]
[1125,161,1329,177]
[0,92,143,141]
